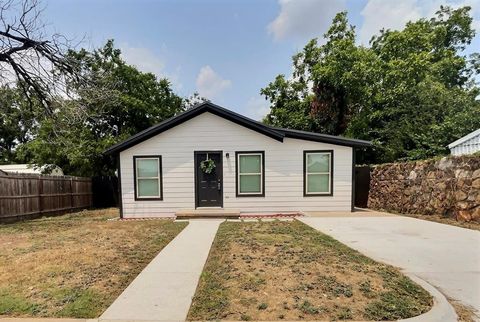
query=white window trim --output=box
[305,152,332,195]
[135,157,162,199]
[237,152,263,195]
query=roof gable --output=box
[448,128,480,149]
[104,102,284,155]
[104,102,371,155]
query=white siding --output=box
[450,132,480,156]
[119,112,353,217]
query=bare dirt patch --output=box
[0,208,187,318]
[188,220,432,321]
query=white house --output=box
[104,102,371,218]
[448,129,480,156]
[0,164,64,176]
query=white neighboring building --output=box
[0,164,64,176]
[448,129,480,156]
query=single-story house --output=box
[448,128,480,156]
[0,164,64,176]
[104,102,371,218]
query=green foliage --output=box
[336,306,353,320]
[364,267,432,320]
[0,288,41,315]
[262,6,480,163]
[67,40,184,136]
[0,86,39,164]
[318,275,353,298]
[298,300,321,315]
[359,280,374,298]
[54,288,104,318]
[10,40,187,176]
[200,158,216,174]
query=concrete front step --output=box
[175,208,240,218]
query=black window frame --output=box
[133,155,163,201]
[235,151,265,197]
[303,150,333,197]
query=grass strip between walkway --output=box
[0,209,187,318]
[188,220,432,321]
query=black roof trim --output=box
[104,102,372,155]
[104,102,285,155]
[273,127,372,148]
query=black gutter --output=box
[275,128,372,148]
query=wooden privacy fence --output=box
[0,173,92,222]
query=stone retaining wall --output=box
[368,155,480,222]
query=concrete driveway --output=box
[299,213,480,319]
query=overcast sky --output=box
[43,0,480,119]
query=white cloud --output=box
[359,0,420,44]
[195,65,232,100]
[461,0,480,30]
[268,0,346,41]
[121,45,165,77]
[245,96,270,121]
[473,18,480,31]
[359,0,480,44]
[0,65,19,86]
[120,44,183,90]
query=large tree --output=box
[262,7,480,163]
[16,40,185,176]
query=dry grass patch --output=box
[188,220,432,321]
[0,208,187,318]
[449,298,477,322]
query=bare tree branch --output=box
[0,0,78,114]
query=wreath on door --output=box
[200,158,216,174]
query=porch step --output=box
[175,208,240,219]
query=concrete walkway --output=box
[299,214,480,320]
[100,219,222,322]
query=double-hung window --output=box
[134,156,162,200]
[236,151,264,197]
[304,150,333,196]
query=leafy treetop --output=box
[262,6,480,163]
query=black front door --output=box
[195,151,223,207]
